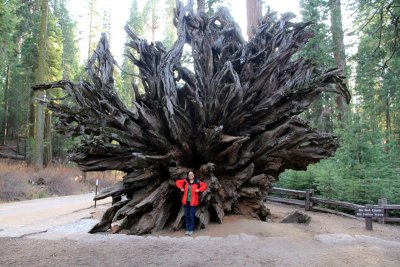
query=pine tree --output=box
[55,0,81,80]
[246,0,262,38]
[162,0,177,49]
[119,0,145,108]
[0,0,21,145]
[299,0,337,132]
[329,0,348,116]
[34,0,49,167]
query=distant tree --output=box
[34,0,49,167]
[120,0,145,108]
[162,0,177,48]
[142,0,160,42]
[299,0,336,132]
[349,0,400,68]
[55,0,81,80]
[246,0,262,38]
[329,0,348,116]
[87,0,102,62]
[0,0,21,145]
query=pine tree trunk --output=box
[88,0,95,62]
[2,65,10,145]
[246,0,262,38]
[329,0,348,115]
[44,109,52,165]
[16,99,20,154]
[385,88,391,143]
[151,1,157,42]
[34,0,49,167]
[33,3,349,235]
[27,91,35,164]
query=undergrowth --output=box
[0,159,123,202]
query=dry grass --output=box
[0,159,123,202]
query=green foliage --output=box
[162,0,177,49]
[0,0,20,69]
[1,0,399,205]
[277,0,400,205]
[277,112,400,204]
[55,0,81,80]
[0,0,83,164]
[297,0,337,132]
[206,0,225,14]
[118,0,145,108]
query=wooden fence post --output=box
[365,204,373,230]
[305,189,314,211]
[378,199,383,223]
[378,198,387,224]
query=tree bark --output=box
[34,0,49,167]
[2,65,10,145]
[88,0,95,62]
[44,109,52,165]
[33,2,349,235]
[246,0,262,38]
[329,0,348,115]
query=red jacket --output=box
[176,179,207,206]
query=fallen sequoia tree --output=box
[33,2,350,235]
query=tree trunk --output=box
[34,0,49,167]
[16,99,20,154]
[44,109,52,165]
[88,0,95,62]
[27,91,35,164]
[329,0,348,116]
[35,97,44,167]
[385,86,391,143]
[2,64,10,145]
[33,2,349,235]
[246,0,262,38]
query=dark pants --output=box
[184,203,196,231]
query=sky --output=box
[67,0,301,64]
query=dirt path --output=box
[0,193,109,238]
[0,195,399,266]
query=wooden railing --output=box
[267,187,400,223]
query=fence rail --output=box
[267,187,400,224]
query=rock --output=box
[280,211,311,224]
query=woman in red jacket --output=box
[175,171,207,236]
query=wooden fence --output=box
[267,187,400,223]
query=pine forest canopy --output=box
[32,1,349,235]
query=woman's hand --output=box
[181,188,184,192]
[195,189,199,193]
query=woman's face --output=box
[188,172,194,179]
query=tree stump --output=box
[32,2,349,235]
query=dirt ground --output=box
[0,194,399,266]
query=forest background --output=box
[0,0,399,204]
